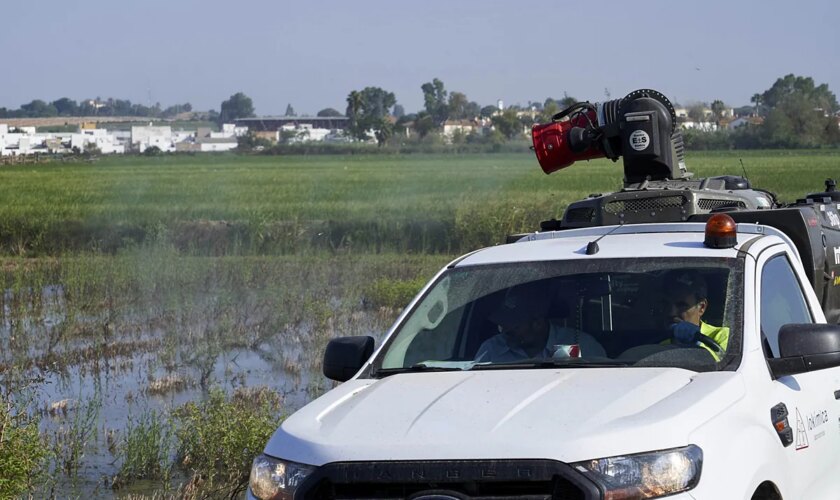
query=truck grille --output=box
[300,459,596,499]
[697,198,747,211]
[604,195,686,214]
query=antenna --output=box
[585,223,624,255]
[739,158,749,179]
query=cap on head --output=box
[663,270,708,300]
[489,282,552,331]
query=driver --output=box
[661,270,729,361]
[475,282,606,362]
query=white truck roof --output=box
[455,222,790,267]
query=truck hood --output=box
[265,368,744,465]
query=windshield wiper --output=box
[471,359,631,370]
[373,363,466,378]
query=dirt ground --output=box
[1,116,162,127]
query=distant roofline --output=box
[235,116,348,121]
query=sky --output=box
[3,0,838,116]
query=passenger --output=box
[661,270,729,360]
[475,282,607,362]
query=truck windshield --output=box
[374,258,743,374]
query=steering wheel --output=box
[693,332,723,354]
[669,320,723,355]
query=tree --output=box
[344,87,396,145]
[480,105,498,119]
[687,103,709,122]
[491,109,524,140]
[162,103,192,118]
[284,103,296,117]
[759,74,838,114]
[52,97,78,116]
[237,131,272,151]
[20,100,57,118]
[413,112,436,138]
[559,93,578,108]
[84,142,102,156]
[374,122,394,147]
[421,78,448,126]
[392,104,405,118]
[219,92,255,124]
[733,105,755,117]
[755,74,840,147]
[345,91,363,126]
[78,100,97,116]
[750,93,765,116]
[448,92,469,120]
[710,100,727,123]
[539,99,561,123]
[112,99,133,116]
[317,107,343,117]
[464,101,481,119]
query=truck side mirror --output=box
[768,324,840,378]
[323,336,375,382]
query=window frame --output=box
[759,252,815,359]
[368,257,746,375]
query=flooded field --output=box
[0,250,447,497]
[4,151,840,497]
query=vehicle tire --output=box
[751,481,781,500]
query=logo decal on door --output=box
[795,408,809,450]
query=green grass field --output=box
[1,150,838,256]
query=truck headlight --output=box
[249,454,316,500]
[571,445,702,499]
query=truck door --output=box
[758,250,840,498]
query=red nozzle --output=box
[531,110,606,174]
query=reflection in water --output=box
[2,280,396,497]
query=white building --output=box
[215,123,248,138]
[442,120,476,142]
[72,128,125,154]
[131,125,174,152]
[192,127,237,151]
[197,138,238,152]
[680,121,718,132]
[279,123,333,143]
[0,122,246,156]
[0,125,34,156]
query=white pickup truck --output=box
[248,215,840,500]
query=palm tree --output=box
[346,91,365,140]
[346,91,363,120]
[750,94,762,116]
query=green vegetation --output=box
[53,392,101,476]
[0,151,838,256]
[112,410,174,489]
[0,248,444,495]
[346,87,396,145]
[1,150,840,496]
[365,277,428,309]
[0,97,193,119]
[0,387,51,497]
[684,75,840,150]
[173,387,284,498]
[219,92,255,125]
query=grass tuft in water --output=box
[0,380,52,497]
[172,386,284,498]
[112,409,174,490]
